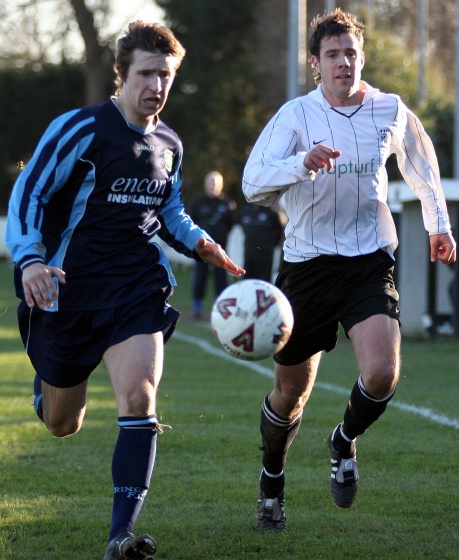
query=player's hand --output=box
[304,145,341,173]
[195,237,245,276]
[429,232,457,264]
[22,263,66,309]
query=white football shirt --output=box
[242,82,451,262]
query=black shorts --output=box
[18,291,180,388]
[274,250,400,366]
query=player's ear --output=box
[360,51,365,69]
[115,65,127,84]
[311,55,320,74]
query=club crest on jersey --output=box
[378,128,391,146]
[163,149,174,172]
[255,289,276,317]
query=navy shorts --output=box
[18,291,180,388]
[273,250,401,366]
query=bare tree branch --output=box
[67,0,114,104]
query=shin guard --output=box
[260,394,302,476]
[343,377,395,440]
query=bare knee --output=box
[363,365,399,398]
[119,387,156,417]
[272,387,307,417]
[44,411,84,438]
[272,356,320,418]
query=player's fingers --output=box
[446,242,457,263]
[211,246,245,276]
[322,150,341,170]
[440,245,456,264]
[23,285,35,308]
[223,259,245,276]
[27,281,52,309]
[306,147,340,172]
[52,267,66,284]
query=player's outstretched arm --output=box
[22,262,66,309]
[195,237,245,276]
[429,232,457,264]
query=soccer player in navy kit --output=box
[6,21,244,559]
[242,9,456,531]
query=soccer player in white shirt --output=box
[242,8,456,531]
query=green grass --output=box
[1,259,459,559]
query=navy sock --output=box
[33,373,42,396]
[33,373,43,421]
[109,415,157,541]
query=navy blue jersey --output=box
[7,98,211,311]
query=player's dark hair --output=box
[114,21,186,94]
[308,8,365,85]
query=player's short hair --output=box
[114,21,186,94]
[308,8,365,85]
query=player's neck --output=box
[113,95,157,131]
[322,83,366,108]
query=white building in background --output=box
[388,179,459,336]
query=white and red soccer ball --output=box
[211,279,294,361]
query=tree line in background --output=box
[0,0,455,212]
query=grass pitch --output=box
[1,260,459,559]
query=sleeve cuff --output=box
[20,257,45,270]
[295,152,316,181]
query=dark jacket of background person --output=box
[189,193,236,247]
[188,171,237,318]
[240,203,284,281]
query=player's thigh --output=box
[349,314,401,397]
[103,333,164,416]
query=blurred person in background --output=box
[188,171,237,319]
[240,202,284,282]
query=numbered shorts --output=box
[273,250,401,366]
[17,291,180,388]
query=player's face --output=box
[119,49,178,127]
[311,33,365,107]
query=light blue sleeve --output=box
[158,156,213,259]
[6,110,95,267]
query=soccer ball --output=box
[211,279,294,361]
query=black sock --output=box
[259,393,302,495]
[260,469,285,498]
[343,376,396,439]
[330,423,354,458]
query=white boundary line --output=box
[174,330,459,430]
